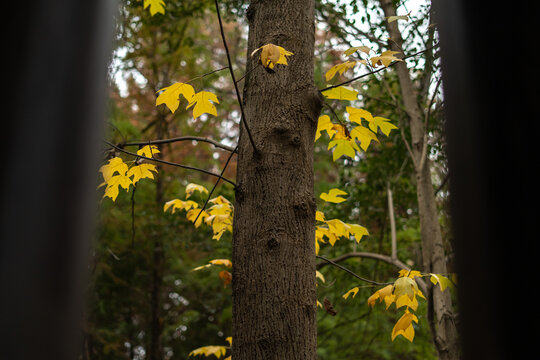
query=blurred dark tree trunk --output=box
[435,1,536,359]
[1,1,115,360]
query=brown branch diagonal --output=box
[104,140,236,187]
[120,136,237,153]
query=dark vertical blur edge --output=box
[1,1,116,359]
[434,1,537,359]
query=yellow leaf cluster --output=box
[324,46,402,85]
[164,184,233,241]
[189,345,228,358]
[143,0,165,16]
[365,270,426,342]
[315,107,398,161]
[315,208,368,254]
[98,146,160,201]
[325,60,358,82]
[251,43,294,69]
[370,50,402,68]
[156,82,219,119]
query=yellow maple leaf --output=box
[323,86,358,101]
[430,273,453,291]
[350,125,379,151]
[325,60,357,81]
[391,311,418,342]
[349,223,369,243]
[136,145,160,158]
[251,43,294,69]
[208,195,232,206]
[370,50,403,68]
[189,345,227,358]
[316,270,325,283]
[342,287,359,299]
[127,164,157,184]
[185,183,209,199]
[315,210,325,222]
[325,219,351,239]
[192,259,232,272]
[368,284,394,308]
[369,116,398,136]
[398,269,422,278]
[395,294,419,311]
[315,115,337,141]
[347,106,374,124]
[186,208,209,228]
[143,0,165,16]
[320,188,348,203]
[316,226,336,248]
[344,46,371,57]
[155,82,195,113]
[163,199,199,213]
[100,157,128,182]
[210,259,232,267]
[186,91,219,119]
[328,138,361,161]
[393,276,419,301]
[205,214,232,241]
[103,174,132,201]
[207,203,233,216]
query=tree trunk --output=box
[232,1,323,359]
[378,1,459,359]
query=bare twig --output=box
[316,252,428,294]
[120,136,236,153]
[316,255,392,286]
[186,66,228,84]
[104,140,236,186]
[214,0,258,153]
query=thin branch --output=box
[104,140,236,187]
[316,255,392,286]
[323,102,348,130]
[186,66,228,84]
[316,252,427,294]
[214,0,258,153]
[320,44,438,93]
[120,136,236,153]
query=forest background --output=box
[89,0,451,359]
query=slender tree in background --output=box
[378,1,459,358]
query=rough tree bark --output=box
[378,1,459,359]
[231,0,323,359]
